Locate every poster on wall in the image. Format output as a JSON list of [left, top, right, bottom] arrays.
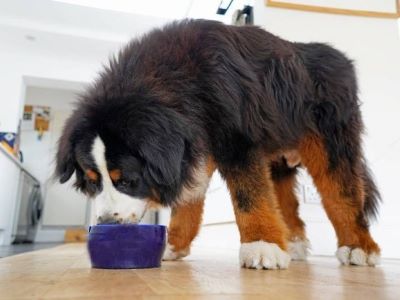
[[22, 105, 34, 130], [22, 105, 51, 140]]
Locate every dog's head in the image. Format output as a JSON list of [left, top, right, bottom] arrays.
[[55, 95, 193, 224]]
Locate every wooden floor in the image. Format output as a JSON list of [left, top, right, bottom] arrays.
[[0, 244, 399, 300]]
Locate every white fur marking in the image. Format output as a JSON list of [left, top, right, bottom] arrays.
[[350, 248, 368, 266], [336, 246, 380, 266], [336, 246, 351, 265], [240, 241, 291, 270], [91, 136, 147, 224], [177, 160, 210, 203], [162, 243, 190, 261], [288, 238, 310, 261], [367, 252, 381, 266]]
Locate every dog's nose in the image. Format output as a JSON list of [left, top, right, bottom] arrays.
[[96, 213, 121, 224]]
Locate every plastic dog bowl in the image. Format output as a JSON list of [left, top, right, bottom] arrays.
[[87, 224, 166, 269]]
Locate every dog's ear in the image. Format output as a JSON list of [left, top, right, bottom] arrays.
[[55, 113, 81, 183], [140, 131, 185, 187], [56, 147, 75, 184], [131, 105, 190, 203]]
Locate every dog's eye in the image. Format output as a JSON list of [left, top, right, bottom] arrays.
[[118, 180, 130, 187], [116, 179, 138, 189], [88, 179, 97, 187]]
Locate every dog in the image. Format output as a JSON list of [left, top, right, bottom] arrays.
[[55, 19, 380, 270]]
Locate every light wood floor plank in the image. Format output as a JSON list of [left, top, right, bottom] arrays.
[[0, 244, 399, 299]]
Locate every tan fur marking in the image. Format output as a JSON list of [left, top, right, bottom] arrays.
[[298, 135, 379, 254], [283, 149, 301, 168], [274, 175, 305, 240], [206, 156, 217, 177], [109, 169, 122, 182], [146, 199, 162, 210], [167, 200, 205, 252], [225, 157, 289, 250], [85, 169, 98, 181]]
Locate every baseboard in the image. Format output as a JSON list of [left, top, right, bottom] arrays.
[[64, 228, 87, 243], [35, 228, 66, 243]]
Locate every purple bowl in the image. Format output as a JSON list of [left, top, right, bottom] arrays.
[[87, 224, 166, 269]]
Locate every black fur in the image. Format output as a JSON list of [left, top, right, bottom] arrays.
[[55, 19, 379, 219], [236, 189, 252, 212], [270, 158, 298, 182], [361, 160, 381, 221]]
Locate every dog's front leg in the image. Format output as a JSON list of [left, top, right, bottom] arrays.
[[222, 156, 291, 270], [162, 199, 205, 261]]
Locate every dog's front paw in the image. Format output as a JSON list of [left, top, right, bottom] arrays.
[[240, 241, 291, 270], [336, 246, 380, 266], [288, 237, 310, 261], [162, 243, 190, 261]]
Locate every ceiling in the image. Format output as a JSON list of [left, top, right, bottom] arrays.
[[0, 0, 234, 62], [0, 0, 230, 42], [0, 0, 250, 92], [51, 0, 196, 20], [0, 0, 172, 43]]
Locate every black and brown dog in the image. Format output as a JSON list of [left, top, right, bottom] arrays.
[[55, 19, 380, 270]]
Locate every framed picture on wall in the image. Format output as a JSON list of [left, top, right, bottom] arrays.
[[266, 0, 400, 18], [22, 105, 51, 140], [33, 106, 50, 132], [22, 105, 34, 130]]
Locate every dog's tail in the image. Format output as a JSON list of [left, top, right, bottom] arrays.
[[361, 160, 381, 222]]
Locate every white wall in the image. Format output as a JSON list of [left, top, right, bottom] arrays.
[[0, 27, 109, 245], [20, 87, 77, 185], [20, 87, 90, 229], [0, 40, 102, 134]]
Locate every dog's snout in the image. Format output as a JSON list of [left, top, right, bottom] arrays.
[[96, 212, 139, 224], [96, 213, 122, 225]]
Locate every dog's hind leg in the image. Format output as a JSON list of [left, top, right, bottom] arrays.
[[270, 158, 310, 261], [299, 134, 380, 266]]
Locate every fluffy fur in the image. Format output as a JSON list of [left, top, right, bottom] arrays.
[[55, 19, 380, 269]]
